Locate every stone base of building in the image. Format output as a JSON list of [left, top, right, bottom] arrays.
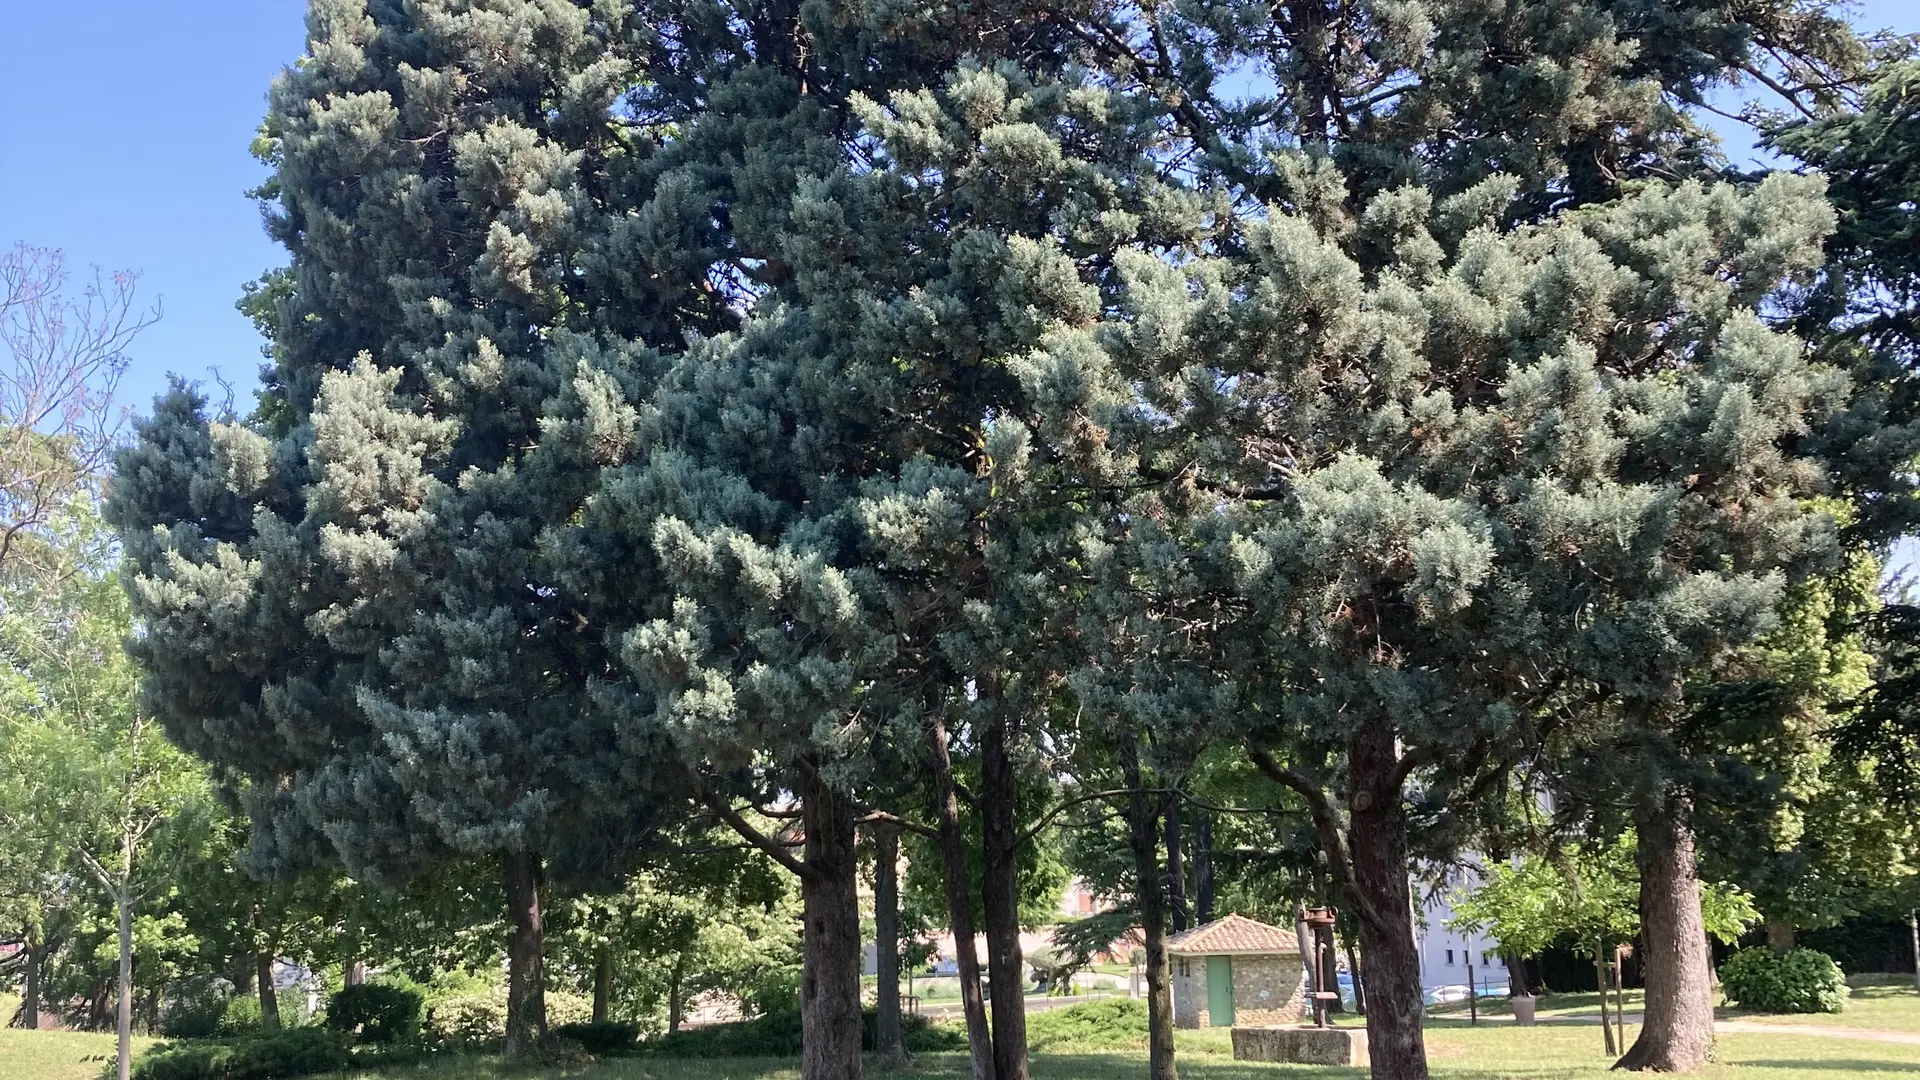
[[1230, 1025, 1369, 1067]]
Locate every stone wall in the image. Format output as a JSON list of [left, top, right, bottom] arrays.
[[1168, 952, 1307, 1029], [1233, 953, 1309, 1026]]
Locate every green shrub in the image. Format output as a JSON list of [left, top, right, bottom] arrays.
[[159, 977, 236, 1039], [1720, 947, 1850, 1014], [546, 990, 595, 1028], [218, 995, 262, 1036], [551, 1020, 641, 1054], [640, 1008, 963, 1058], [325, 983, 423, 1043], [130, 1029, 351, 1080], [426, 990, 508, 1047], [1025, 998, 1148, 1050]]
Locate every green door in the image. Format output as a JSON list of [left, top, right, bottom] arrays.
[[1205, 955, 1235, 1027]]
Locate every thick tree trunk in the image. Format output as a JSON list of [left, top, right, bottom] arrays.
[[800, 772, 863, 1080], [1615, 794, 1714, 1073], [1163, 796, 1189, 933], [593, 946, 612, 1024], [22, 928, 42, 1030], [930, 714, 996, 1080], [502, 850, 547, 1060], [1193, 812, 1214, 926], [116, 884, 132, 1080], [1121, 735, 1178, 1080], [980, 713, 1030, 1080], [1765, 919, 1796, 955], [873, 822, 909, 1067], [256, 950, 281, 1030], [1348, 716, 1428, 1080], [345, 961, 367, 987]]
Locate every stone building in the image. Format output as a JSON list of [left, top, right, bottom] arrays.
[[1166, 914, 1308, 1028]]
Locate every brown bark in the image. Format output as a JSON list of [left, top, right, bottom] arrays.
[[1615, 794, 1714, 1073], [800, 772, 863, 1080], [1348, 715, 1428, 1080], [593, 946, 612, 1024], [345, 961, 367, 987], [980, 713, 1030, 1080], [1765, 919, 1796, 955], [670, 953, 687, 1032], [502, 849, 547, 1060], [1596, 939, 1616, 1056], [873, 822, 909, 1067], [256, 951, 281, 1030], [1345, 938, 1366, 1016], [1163, 796, 1189, 933], [1193, 812, 1215, 926], [930, 714, 996, 1080], [1121, 735, 1178, 1080], [21, 927, 42, 1030]]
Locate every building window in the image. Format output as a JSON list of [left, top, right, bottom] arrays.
[[1445, 949, 1455, 966], [1178, 958, 1190, 978]]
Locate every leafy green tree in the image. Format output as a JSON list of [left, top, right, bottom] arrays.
[[0, 506, 208, 1079]]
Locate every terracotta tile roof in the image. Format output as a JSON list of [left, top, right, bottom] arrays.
[[1164, 913, 1301, 956]]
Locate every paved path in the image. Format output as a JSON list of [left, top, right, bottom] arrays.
[[1528, 1011, 1920, 1047]]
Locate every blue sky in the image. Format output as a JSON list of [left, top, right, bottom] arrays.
[[1, 0, 1913, 414]]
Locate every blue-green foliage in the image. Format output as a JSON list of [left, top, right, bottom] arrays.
[[129, 1030, 350, 1080], [1719, 948, 1851, 1014]]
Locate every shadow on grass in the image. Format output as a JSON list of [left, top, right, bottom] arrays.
[[1025, 1052, 1368, 1080], [1735, 1061, 1920, 1074]]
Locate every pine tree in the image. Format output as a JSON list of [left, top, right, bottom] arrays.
[[106, 1, 705, 1055]]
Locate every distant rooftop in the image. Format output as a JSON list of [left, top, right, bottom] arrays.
[[1165, 913, 1301, 956]]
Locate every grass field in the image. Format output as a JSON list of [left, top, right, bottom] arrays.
[[1722, 973, 1920, 1032], [3, 984, 1915, 1080]]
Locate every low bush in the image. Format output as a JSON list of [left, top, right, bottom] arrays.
[[325, 982, 423, 1043], [130, 1028, 351, 1080], [641, 1008, 962, 1057], [426, 990, 507, 1047], [551, 1020, 641, 1054], [546, 990, 595, 1028], [1025, 998, 1148, 1050], [158, 977, 237, 1039], [1720, 947, 1850, 1014]]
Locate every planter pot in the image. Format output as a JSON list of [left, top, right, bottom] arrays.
[[1511, 994, 1537, 1026]]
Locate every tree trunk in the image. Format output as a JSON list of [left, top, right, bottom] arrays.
[[502, 849, 547, 1060], [980, 713, 1030, 1080], [930, 714, 996, 1080], [116, 884, 133, 1080], [1163, 795, 1189, 933], [1595, 940, 1616, 1056], [800, 771, 863, 1080], [873, 822, 909, 1067], [593, 946, 613, 1024], [1615, 794, 1714, 1073], [1765, 919, 1796, 955], [22, 927, 42, 1030], [1193, 812, 1215, 926], [1121, 735, 1178, 1080], [669, 953, 687, 1032], [345, 961, 367, 987], [1348, 715, 1428, 1080], [1346, 938, 1366, 1016], [256, 950, 281, 1030]]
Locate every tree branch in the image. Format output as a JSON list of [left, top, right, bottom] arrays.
[[1245, 745, 1389, 934], [696, 785, 811, 880]]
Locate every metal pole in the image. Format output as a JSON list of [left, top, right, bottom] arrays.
[[1910, 910, 1918, 993]]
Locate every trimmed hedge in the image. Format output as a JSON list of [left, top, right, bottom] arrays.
[[325, 983, 423, 1044], [130, 1029, 351, 1080], [1026, 998, 1148, 1050], [551, 1020, 642, 1054], [1720, 947, 1850, 1014], [643, 1009, 964, 1057]]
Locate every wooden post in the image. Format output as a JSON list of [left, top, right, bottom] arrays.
[[1467, 959, 1477, 1025], [1910, 911, 1918, 994]]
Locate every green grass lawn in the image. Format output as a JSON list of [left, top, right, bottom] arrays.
[[2, 991, 1914, 1080]]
